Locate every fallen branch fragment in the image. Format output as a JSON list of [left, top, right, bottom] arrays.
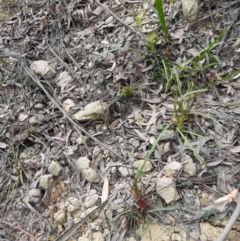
[[216, 203, 240, 241]]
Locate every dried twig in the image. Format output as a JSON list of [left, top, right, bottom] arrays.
[[47, 44, 88, 93], [23, 66, 126, 162]]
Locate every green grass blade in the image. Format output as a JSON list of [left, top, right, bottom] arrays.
[[156, 0, 169, 40], [190, 111, 228, 132], [135, 122, 173, 182], [177, 127, 206, 167]]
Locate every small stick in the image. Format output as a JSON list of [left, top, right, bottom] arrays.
[[23, 66, 126, 162]]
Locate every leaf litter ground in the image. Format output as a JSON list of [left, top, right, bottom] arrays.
[[0, 1, 240, 241]]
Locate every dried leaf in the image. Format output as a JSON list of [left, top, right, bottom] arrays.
[[230, 146, 240, 153], [138, 64, 154, 72], [141, 98, 162, 104], [101, 177, 109, 203], [134, 129, 149, 142], [214, 189, 238, 206], [0, 142, 7, 149], [170, 28, 185, 39], [207, 159, 224, 167]]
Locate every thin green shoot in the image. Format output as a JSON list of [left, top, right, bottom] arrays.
[[162, 59, 174, 92], [134, 122, 173, 183], [190, 111, 228, 132], [181, 130, 205, 138], [177, 127, 206, 167], [12, 144, 25, 186]]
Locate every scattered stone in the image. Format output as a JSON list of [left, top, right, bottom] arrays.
[[29, 116, 37, 124], [54, 209, 66, 225], [19, 152, 27, 159], [78, 238, 89, 241], [29, 188, 42, 204], [183, 155, 196, 176], [133, 159, 153, 172], [162, 142, 171, 154], [66, 146, 77, 156], [76, 156, 100, 183], [93, 6, 104, 15], [70, 132, 79, 144], [181, 0, 200, 23], [233, 38, 240, 50], [63, 98, 75, 113], [80, 206, 98, 219], [63, 34, 71, 46], [30, 60, 56, 79], [29, 114, 44, 124], [73, 101, 108, 122], [125, 16, 134, 24], [81, 169, 100, 183], [92, 146, 101, 158], [48, 161, 62, 177], [84, 194, 99, 208], [164, 161, 182, 177], [149, 136, 156, 145], [200, 191, 210, 207], [156, 176, 180, 204], [119, 166, 134, 177], [159, 130, 177, 141], [127, 237, 137, 241], [92, 232, 104, 241], [18, 113, 28, 121], [76, 135, 89, 144], [137, 223, 185, 241], [56, 71, 73, 88], [128, 138, 140, 148], [117, 136, 124, 143], [105, 53, 115, 62], [200, 223, 221, 240], [134, 113, 146, 124], [39, 174, 53, 190], [34, 103, 44, 109], [187, 48, 200, 58], [67, 197, 82, 212]]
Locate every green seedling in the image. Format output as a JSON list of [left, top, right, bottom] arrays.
[[148, 32, 158, 51], [136, 11, 145, 32], [203, 208, 219, 221], [12, 144, 25, 186], [118, 81, 141, 99]]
